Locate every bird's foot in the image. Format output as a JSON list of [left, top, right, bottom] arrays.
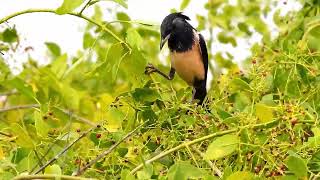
[[144, 63, 157, 75]]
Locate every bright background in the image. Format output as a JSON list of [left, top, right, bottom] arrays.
[[0, 0, 301, 74]]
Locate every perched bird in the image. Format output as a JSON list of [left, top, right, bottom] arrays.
[[145, 12, 208, 105]]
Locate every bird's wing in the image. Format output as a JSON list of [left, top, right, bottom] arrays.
[[198, 33, 209, 81]]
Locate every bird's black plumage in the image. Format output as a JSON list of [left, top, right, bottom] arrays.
[[145, 12, 209, 105]]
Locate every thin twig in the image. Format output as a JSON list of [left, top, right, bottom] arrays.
[[0, 90, 18, 96], [13, 174, 95, 180], [0, 131, 12, 137], [57, 107, 97, 127], [192, 147, 222, 178], [34, 126, 97, 174], [0, 104, 39, 113], [79, 0, 93, 15], [75, 123, 144, 176]]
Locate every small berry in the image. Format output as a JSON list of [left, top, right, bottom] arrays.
[[291, 118, 298, 126], [76, 129, 81, 133], [96, 133, 101, 139], [48, 112, 53, 116], [252, 59, 257, 64], [75, 158, 81, 164], [43, 115, 48, 120]]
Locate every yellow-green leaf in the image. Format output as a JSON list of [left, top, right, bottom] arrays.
[[11, 123, 35, 149], [227, 171, 254, 180], [180, 0, 191, 10], [34, 111, 50, 137], [45, 164, 62, 175], [205, 134, 239, 160], [56, 0, 83, 14], [255, 103, 274, 123]]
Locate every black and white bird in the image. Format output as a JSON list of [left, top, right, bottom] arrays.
[[145, 12, 208, 105]]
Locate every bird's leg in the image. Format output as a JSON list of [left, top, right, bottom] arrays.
[[145, 63, 175, 80]]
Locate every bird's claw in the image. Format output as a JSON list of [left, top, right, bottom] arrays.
[[144, 63, 157, 75]]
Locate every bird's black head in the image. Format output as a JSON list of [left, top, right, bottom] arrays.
[[160, 12, 195, 52]]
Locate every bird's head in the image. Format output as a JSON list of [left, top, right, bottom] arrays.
[[160, 12, 191, 50]]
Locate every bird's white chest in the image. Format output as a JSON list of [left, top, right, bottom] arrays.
[[170, 43, 205, 86]]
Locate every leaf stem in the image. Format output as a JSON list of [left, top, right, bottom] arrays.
[[0, 9, 131, 51]]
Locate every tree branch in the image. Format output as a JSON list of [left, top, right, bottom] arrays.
[[0, 90, 18, 96], [0, 104, 39, 113], [75, 123, 144, 176], [0, 104, 97, 127], [79, 0, 93, 15], [13, 174, 94, 180], [130, 119, 280, 174], [34, 126, 97, 174], [0, 9, 131, 51]]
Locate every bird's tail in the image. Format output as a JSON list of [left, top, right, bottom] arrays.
[[194, 86, 207, 105]]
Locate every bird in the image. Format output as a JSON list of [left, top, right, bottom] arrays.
[[145, 12, 208, 105]]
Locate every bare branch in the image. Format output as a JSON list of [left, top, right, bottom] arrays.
[[75, 123, 144, 176], [0, 90, 18, 96], [0, 105, 97, 127], [0, 104, 39, 113]]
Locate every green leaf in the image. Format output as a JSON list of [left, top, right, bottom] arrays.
[[230, 78, 252, 92], [126, 28, 142, 49], [45, 42, 61, 57], [205, 134, 239, 160], [11, 123, 35, 149], [121, 169, 135, 180], [106, 107, 125, 132], [167, 161, 206, 180], [56, 0, 83, 14], [44, 164, 62, 175], [2, 28, 18, 43], [237, 22, 251, 35], [217, 32, 237, 46], [286, 155, 308, 178], [51, 54, 68, 79], [34, 111, 50, 137], [8, 77, 35, 100], [180, 0, 191, 10], [132, 88, 160, 102], [255, 103, 274, 123], [83, 32, 95, 49], [227, 171, 254, 180]]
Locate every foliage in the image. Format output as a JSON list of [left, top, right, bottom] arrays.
[[1, 0, 320, 179]]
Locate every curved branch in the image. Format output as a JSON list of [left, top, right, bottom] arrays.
[[0, 9, 131, 51]]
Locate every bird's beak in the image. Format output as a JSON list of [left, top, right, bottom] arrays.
[[160, 34, 170, 50]]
